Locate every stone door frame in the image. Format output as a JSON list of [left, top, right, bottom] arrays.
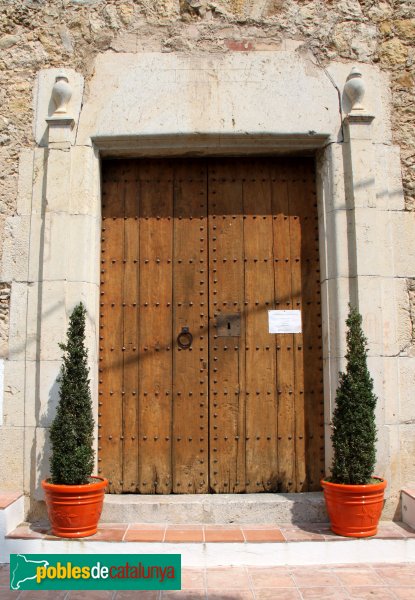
[[1, 55, 403, 519]]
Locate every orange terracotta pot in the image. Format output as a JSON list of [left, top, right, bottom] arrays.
[[321, 477, 387, 538], [42, 476, 108, 538]]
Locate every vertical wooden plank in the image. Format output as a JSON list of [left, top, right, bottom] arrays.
[[297, 159, 325, 491], [121, 162, 140, 492], [271, 160, 296, 493], [99, 161, 125, 493], [243, 159, 278, 493], [208, 159, 245, 494], [137, 160, 173, 494], [172, 159, 209, 494], [287, 164, 307, 492]]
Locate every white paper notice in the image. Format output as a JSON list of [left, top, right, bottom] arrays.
[[268, 310, 302, 334]]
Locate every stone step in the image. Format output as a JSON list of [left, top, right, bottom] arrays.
[[4, 521, 415, 567], [101, 492, 328, 524]]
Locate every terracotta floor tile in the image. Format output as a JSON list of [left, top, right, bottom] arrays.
[[128, 524, 166, 530], [18, 591, 68, 599], [124, 528, 165, 542], [345, 586, 396, 599], [254, 589, 301, 600], [82, 527, 127, 541], [374, 566, 415, 586], [206, 567, 249, 589], [242, 528, 285, 542], [322, 532, 352, 541], [392, 587, 415, 599], [161, 592, 206, 599], [249, 568, 294, 588], [204, 525, 241, 529], [239, 524, 278, 529], [168, 525, 204, 530], [181, 569, 205, 589], [207, 592, 254, 599], [6, 524, 46, 539], [42, 522, 128, 541], [299, 588, 350, 599], [293, 523, 331, 532], [279, 527, 325, 542], [333, 568, 382, 586], [247, 567, 290, 577], [0, 492, 22, 509], [0, 591, 21, 599], [164, 528, 204, 542], [115, 592, 159, 599], [67, 592, 114, 599], [291, 570, 340, 587], [204, 528, 244, 542], [0, 566, 10, 587]]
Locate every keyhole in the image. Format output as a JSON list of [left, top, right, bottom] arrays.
[[227, 322, 231, 330]]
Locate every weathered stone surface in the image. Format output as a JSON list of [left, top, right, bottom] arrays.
[[101, 493, 328, 524], [392, 213, 415, 278], [8, 283, 29, 362], [0, 427, 24, 490], [400, 425, 415, 486], [0, 34, 19, 49], [2, 359, 25, 427], [33, 68, 84, 147], [333, 22, 377, 61], [0, 283, 10, 358], [394, 19, 415, 41], [16, 149, 34, 216], [398, 358, 415, 423], [76, 53, 392, 146], [379, 38, 409, 65], [0, 216, 30, 282]]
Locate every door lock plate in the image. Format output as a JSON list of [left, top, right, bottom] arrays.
[[215, 314, 241, 337]]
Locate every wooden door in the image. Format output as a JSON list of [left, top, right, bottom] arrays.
[[99, 157, 324, 494]]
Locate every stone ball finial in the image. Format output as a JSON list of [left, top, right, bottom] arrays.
[[344, 66, 366, 113], [51, 71, 72, 115]]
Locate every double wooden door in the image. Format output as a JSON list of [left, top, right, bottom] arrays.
[[99, 157, 324, 494]]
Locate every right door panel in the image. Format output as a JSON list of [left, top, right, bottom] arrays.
[[207, 157, 324, 493]]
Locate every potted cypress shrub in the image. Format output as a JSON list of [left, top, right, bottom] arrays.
[[321, 305, 387, 537], [42, 303, 108, 538]]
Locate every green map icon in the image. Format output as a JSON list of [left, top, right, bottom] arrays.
[[10, 554, 50, 590]]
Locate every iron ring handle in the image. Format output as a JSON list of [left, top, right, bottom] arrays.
[[177, 327, 193, 349]]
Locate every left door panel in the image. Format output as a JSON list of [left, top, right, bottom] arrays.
[[100, 160, 175, 493]]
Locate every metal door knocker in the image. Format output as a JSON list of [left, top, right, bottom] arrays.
[[177, 326, 193, 349]]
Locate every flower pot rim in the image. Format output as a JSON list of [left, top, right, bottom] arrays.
[[321, 476, 386, 491], [42, 475, 108, 493]]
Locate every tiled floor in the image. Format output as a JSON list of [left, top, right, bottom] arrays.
[[6, 521, 415, 543], [0, 494, 22, 510], [0, 562, 414, 598]]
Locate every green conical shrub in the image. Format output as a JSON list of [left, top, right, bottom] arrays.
[[49, 303, 94, 485], [330, 305, 377, 485]]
